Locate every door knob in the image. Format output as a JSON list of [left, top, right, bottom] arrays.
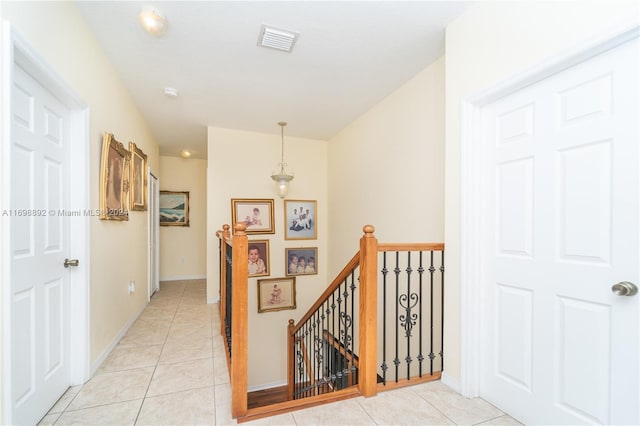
[[611, 281, 637, 296], [64, 258, 79, 268]]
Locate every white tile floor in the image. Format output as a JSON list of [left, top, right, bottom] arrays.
[[40, 279, 522, 425]]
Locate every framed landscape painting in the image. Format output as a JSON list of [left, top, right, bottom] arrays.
[[160, 191, 189, 226]]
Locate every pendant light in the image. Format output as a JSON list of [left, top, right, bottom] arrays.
[[270, 122, 294, 198]]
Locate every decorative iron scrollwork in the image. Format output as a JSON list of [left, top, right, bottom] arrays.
[[398, 292, 419, 337]]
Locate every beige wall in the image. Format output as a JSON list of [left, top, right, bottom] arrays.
[[159, 156, 207, 280], [0, 2, 160, 401], [207, 126, 328, 387], [443, 0, 639, 387], [327, 57, 445, 277]]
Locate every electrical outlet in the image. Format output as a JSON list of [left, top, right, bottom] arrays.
[[128, 281, 135, 294]]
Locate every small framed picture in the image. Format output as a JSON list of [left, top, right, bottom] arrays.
[[160, 191, 189, 226], [248, 240, 270, 277], [285, 247, 318, 276], [257, 277, 296, 313], [284, 200, 317, 240], [231, 198, 275, 234], [99, 133, 130, 221], [129, 142, 148, 211]]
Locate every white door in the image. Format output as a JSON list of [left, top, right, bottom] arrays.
[[481, 38, 638, 424], [10, 62, 73, 425], [148, 172, 160, 298]]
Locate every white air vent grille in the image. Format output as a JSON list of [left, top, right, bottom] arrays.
[[258, 25, 299, 52]]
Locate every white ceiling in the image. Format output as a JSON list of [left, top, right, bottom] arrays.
[[75, 1, 471, 159]]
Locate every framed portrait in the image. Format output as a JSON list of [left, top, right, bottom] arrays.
[[284, 200, 317, 240], [129, 142, 148, 211], [231, 198, 275, 234], [285, 247, 318, 276], [248, 240, 270, 277], [100, 132, 130, 221], [257, 277, 296, 313], [160, 191, 190, 226]]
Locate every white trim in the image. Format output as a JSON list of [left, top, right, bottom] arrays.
[[2, 23, 91, 423], [207, 296, 220, 304], [459, 22, 640, 399], [160, 274, 206, 282], [147, 171, 159, 302], [90, 303, 147, 376], [247, 380, 288, 393]]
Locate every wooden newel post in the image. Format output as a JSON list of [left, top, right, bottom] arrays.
[[358, 224, 378, 397], [231, 223, 248, 418], [219, 224, 231, 337], [287, 319, 295, 401]]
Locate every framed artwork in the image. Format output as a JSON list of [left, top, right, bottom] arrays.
[[257, 277, 296, 313], [285, 247, 318, 276], [129, 142, 148, 211], [100, 132, 130, 221], [284, 200, 317, 240], [231, 198, 275, 234], [160, 191, 190, 226], [248, 240, 270, 277]]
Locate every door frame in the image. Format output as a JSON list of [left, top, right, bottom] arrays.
[[459, 22, 640, 398], [148, 171, 159, 301], [1, 24, 90, 423]]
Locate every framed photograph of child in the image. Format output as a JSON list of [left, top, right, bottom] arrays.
[[284, 200, 317, 240], [257, 277, 296, 313], [285, 247, 318, 276], [231, 198, 275, 234], [248, 240, 270, 277]]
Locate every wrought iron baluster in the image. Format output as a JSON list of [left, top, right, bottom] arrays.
[[440, 251, 445, 371], [381, 252, 388, 385], [350, 270, 357, 385], [336, 282, 343, 388], [429, 251, 435, 374], [398, 251, 417, 380], [418, 251, 425, 377], [394, 251, 400, 382]]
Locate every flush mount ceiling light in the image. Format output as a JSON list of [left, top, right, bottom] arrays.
[[164, 87, 178, 98], [271, 122, 294, 198], [180, 149, 192, 159], [139, 6, 167, 36], [257, 24, 299, 52]]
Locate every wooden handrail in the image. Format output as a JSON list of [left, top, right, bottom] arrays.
[[218, 225, 231, 339], [290, 252, 360, 335], [377, 242, 444, 252]]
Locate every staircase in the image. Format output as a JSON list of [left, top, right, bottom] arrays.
[[216, 224, 444, 422]]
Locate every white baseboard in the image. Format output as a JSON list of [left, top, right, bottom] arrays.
[[247, 380, 288, 392], [160, 274, 206, 282], [90, 303, 147, 376], [207, 296, 220, 304], [440, 371, 461, 393]]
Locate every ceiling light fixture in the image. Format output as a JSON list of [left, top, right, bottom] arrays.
[[139, 6, 167, 36], [164, 87, 178, 98], [271, 122, 294, 198], [180, 149, 192, 158]]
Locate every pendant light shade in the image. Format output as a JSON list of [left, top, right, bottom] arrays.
[[271, 122, 294, 198]]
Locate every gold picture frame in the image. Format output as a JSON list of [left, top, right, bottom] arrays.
[[129, 142, 148, 211], [160, 191, 190, 226], [257, 277, 296, 313], [248, 240, 270, 277], [231, 198, 275, 234], [284, 199, 317, 240], [100, 133, 130, 221], [285, 247, 318, 276]]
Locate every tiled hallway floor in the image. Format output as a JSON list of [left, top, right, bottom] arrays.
[[40, 279, 522, 425]]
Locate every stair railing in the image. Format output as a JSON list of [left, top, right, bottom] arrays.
[[216, 223, 248, 418]]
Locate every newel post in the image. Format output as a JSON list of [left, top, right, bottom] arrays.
[[231, 223, 248, 418], [359, 225, 378, 397], [219, 224, 230, 337], [287, 319, 295, 400]]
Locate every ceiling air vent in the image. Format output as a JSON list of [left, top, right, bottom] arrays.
[[258, 24, 299, 52]]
